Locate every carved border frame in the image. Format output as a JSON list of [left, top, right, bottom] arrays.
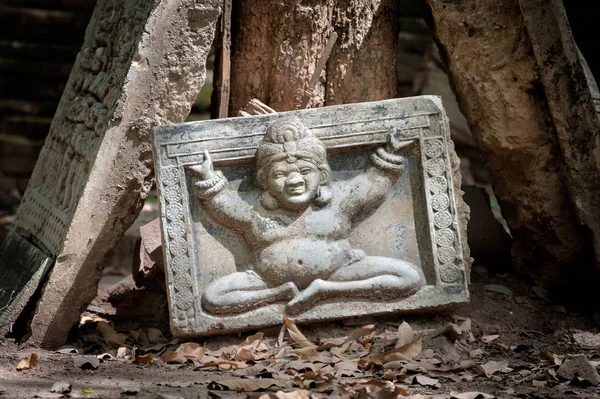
[[153, 96, 469, 337]]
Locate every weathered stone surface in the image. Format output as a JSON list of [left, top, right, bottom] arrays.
[[518, 0, 600, 273], [154, 97, 471, 338], [132, 218, 166, 292], [556, 355, 600, 385], [423, 0, 597, 294], [0, 231, 51, 328], [0, 0, 220, 349]]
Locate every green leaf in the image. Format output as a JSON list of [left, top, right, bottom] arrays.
[[81, 388, 94, 395]]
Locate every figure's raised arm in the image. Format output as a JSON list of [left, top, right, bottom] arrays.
[[340, 134, 408, 220], [188, 150, 253, 230]]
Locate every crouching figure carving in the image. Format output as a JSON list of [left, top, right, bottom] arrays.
[[188, 117, 424, 315]]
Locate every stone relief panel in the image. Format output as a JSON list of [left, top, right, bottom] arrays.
[[153, 97, 469, 337]]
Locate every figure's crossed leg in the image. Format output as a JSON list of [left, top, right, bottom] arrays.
[[285, 256, 424, 314], [202, 271, 299, 314]]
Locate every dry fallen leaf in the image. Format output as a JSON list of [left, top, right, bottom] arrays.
[[209, 378, 294, 392], [134, 353, 154, 365], [481, 334, 499, 343], [50, 382, 71, 394], [475, 360, 512, 377], [16, 353, 38, 371], [346, 324, 377, 344], [573, 332, 600, 348], [56, 346, 79, 354], [285, 318, 315, 348], [256, 389, 313, 399], [370, 336, 422, 364], [162, 342, 205, 364], [117, 347, 131, 359], [196, 358, 249, 370], [450, 392, 496, 399], [414, 374, 441, 388], [396, 321, 415, 348], [337, 379, 410, 397], [74, 356, 100, 370]]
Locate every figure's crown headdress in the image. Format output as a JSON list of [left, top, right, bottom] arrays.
[[264, 117, 315, 162], [256, 116, 330, 187]]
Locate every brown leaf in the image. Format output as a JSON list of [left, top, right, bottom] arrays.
[[317, 338, 346, 351], [74, 356, 100, 370], [346, 324, 377, 343], [161, 342, 205, 364], [255, 390, 313, 399], [573, 332, 600, 348], [396, 321, 415, 348], [370, 337, 422, 364], [117, 347, 131, 359], [208, 378, 293, 392], [289, 347, 319, 360], [16, 354, 38, 371], [240, 332, 264, 348], [285, 318, 315, 348], [236, 332, 267, 361], [50, 381, 71, 394], [481, 334, 499, 343], [232, 364, 276, 376], [333, 361, 360, 377], [475, 361, 512, 377], [339, 379, 410, 397], [459, 318, 472, 333], [450, 392, 496, 399], [196, 359, 248, 370], [414, 374, 440, 388], [134, 353, 154, 365], [285, 360, 320, 372], [383, 370, 397, 380]]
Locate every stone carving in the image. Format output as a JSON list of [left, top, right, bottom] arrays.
[[154, 96, 470, 337], [188, 117, 424, 315], [0, 0, 221, 349]]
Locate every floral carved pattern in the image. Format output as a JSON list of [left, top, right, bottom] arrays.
[[424, 139, 460, 283]]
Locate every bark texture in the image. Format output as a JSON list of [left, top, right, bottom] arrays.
[[5, 0, 220, 349], [230, 0, 398, 114], [423, 0, 598, 293]]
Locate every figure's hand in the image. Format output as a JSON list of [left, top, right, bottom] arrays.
[[386, 132, 412, 154], [188, 150, 215, 180]]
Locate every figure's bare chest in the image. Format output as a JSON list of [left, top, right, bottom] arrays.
[[251, 207, 349, 245]]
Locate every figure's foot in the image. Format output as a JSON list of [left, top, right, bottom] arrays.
[[276, 281, 300, 301], [285, 279, 324, 314]]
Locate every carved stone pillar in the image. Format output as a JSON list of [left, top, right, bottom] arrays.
[[0, 0, 221, 349]]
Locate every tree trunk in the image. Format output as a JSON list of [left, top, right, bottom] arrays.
[[229, 0, 398, 114]]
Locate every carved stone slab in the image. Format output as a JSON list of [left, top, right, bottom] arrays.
[[153, 97, 470, 338]]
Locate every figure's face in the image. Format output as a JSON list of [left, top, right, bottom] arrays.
[[267, 159, 324, 211]]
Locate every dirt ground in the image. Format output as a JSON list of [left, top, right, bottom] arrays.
[[1, 263, 599, 399]]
